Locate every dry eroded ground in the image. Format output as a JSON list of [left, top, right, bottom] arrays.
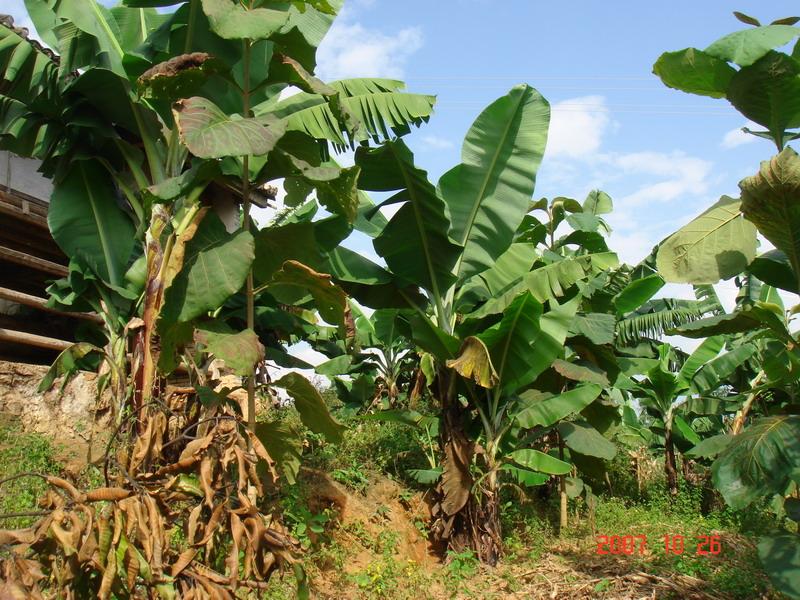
[[290, 471, 779, 600]]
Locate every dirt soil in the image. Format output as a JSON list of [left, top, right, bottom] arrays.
[[301, 466, 437, 564], [296, 471, 766, 599]]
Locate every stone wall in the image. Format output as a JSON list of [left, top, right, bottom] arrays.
[[0, 360, 111, 466]]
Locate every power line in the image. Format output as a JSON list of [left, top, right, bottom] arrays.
[[439, 101, 729, 109], [427, 85, 667, 91], [405, 75, 656, 81], [435, 104, 733, 116]]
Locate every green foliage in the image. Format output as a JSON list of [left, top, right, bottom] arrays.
[[305, 412, 431, 487], [656, 195, 757, 284], [272, 78, 435, 149], [358, 140, 461, 299], [160, 214, 256, 324], [712, 416, 800, 509], [443, 548, 479, 589], [440, 84, 550, 282], [740, 147, 800, 280], [174, 96, 286, 158], [515, 384, 603, 428], [274, 373, 346, 443], [0, 423, 60, 529], [194, 323, 263, 376], [48, 162, 137, 287], [559, 422, 617, 460], [200, 0, 291, 40], [706, 25, 800, 67], [654, 18, 800, 149], [653, 48, 736, 98], [758, 534, 800, 598], [6, 2, 800, 592]]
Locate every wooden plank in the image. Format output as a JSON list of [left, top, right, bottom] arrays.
[[0, 327, 71, 351], [0, 199, 48, 229], [0, 245, 68, 277], [0, 286, 103, 323], [0, 186, 50, 211]]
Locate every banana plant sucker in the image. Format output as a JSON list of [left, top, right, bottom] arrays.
[[637, 336, 739, 495], [663, 402, 682, 496]]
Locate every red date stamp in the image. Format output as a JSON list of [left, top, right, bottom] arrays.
[[595, 534, 722, 556]]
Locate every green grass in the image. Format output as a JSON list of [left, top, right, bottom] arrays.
[[0, 420, 61, 529], [303, 410, 433, 490]]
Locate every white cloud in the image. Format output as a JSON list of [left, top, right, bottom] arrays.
[[547, 96, 612, 158], [539, 100, 716, 267], [611, 151, 713, 207], [608, 230, 655, 266], [721, 122, 759, 149], [316, 20, 423, 80], [420, 135, 454, 151], [541, 97, 715, 218]]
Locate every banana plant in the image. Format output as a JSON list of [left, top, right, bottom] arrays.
[[652, 10, 800, 288], [349, 307, 420, 409], [0, 1, 436, 596], [654, 13, 800, 596], [631, 336, 756, 495], [338, 84, 635, 562]]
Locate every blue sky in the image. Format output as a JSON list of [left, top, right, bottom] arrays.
[[311, 0, 799, 313], [5, 0, 798, 331]]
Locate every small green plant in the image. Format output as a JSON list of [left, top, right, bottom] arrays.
[[281, 484, 334, 550], [594, 578, 612, 593], [351, 560, 400, 597], [288, 507, 333, 550], [398, 489, 415, 505], [333, 465, 371, 493], [445, 548, 479, 585], [373, 504, 391, 522], [413, 518, 429, 539], [375, 529, 399, 556], [293, 510, 333, 550]]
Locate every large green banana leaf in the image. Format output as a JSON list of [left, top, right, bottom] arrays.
[[270, 78, 435, 148], [480, 293, 577, 393], [274, 372, 345, 443], [705, 24, 800, 67], [0, 20, 61, 157], [656, 195, 757, 284], [200, 0, 291, 41], [740, 147, 800, 280], [515, 384, 603, 428], [465, 253, 616, 320], [53, 0, 127, 76], [0, 20, 59, 106], [110, 6, 170, 52], [161, 213, 255, 324], [357, 140, 461, 300], [479, 292, 543, 393], [652, 47, 735, 99], [47, 161, 136, 286], [439, 84, 550, 282], [712, 415, 800, 509]]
